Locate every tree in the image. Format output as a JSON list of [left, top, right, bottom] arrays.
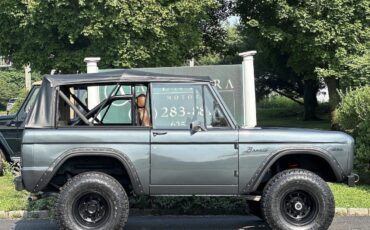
[[236, 0, 370, 121], [198, 25, 307, 104], [0, 0, 225, 74], [0, 69, 41, 110]]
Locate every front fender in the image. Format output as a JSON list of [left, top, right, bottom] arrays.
[[242, 147, 345, 193]]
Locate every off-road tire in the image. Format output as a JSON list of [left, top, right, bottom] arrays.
[[247, 200, 263, 219], [0, 149, 5, 176], [261, 169, 335, 230], [55, 171, 129, 230]]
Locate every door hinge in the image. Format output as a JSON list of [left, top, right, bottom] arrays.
[[234, 143, 239, 150]]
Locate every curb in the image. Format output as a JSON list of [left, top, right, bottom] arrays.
[[0, 210, 49, 219], [335, 208, 370, 216], [0, 208, 369, 219]]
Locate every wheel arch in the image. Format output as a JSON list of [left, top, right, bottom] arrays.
[[33, 147, 144, 194], [244, 148, 345, 193]]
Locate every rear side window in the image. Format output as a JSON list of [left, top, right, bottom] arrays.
[[57, 83, 151, 127]]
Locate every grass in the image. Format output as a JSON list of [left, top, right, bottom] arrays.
[[0, 165, 54, 212], [329, 183, 370, 208], [257, 110, 331, 130], [257, 96, 331, 130], [0, 174, 29, 211]]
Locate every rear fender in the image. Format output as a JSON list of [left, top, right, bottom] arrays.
[[28, 147, 144, 194]]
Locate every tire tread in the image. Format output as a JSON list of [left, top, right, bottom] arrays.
[[55, 171, 129, 230], [261, 169, 335, 230]]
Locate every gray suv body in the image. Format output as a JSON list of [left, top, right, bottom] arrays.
[[16, 70, 356, 230]]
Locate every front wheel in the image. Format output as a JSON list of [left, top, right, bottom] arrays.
[[261, 169, 335, 230], [55, 171, 129, 230]]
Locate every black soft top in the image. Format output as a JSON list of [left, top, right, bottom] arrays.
[[26, 69, 211, 128], [44, 69, 211, 87]]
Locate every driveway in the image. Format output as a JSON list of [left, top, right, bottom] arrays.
[[0, 215, 369, 230]]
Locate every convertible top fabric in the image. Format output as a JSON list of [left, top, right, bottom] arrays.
[[43, 69, 211, 87], [26, 69, 211, 128]]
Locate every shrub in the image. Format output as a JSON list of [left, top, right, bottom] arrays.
[[0, 69, 41, 112], [258, 95, 302, 109], [336, 86, 370, 184], [1, 160, 13, 176], [0, 70, 24, 111], [9, 89, 28, 115]]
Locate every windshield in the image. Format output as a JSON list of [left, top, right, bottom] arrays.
[[25, 87, 40, 113]]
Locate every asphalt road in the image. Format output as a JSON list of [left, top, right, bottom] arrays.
[[0, 215, 369, 230]]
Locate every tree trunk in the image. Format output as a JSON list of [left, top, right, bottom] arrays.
[[303, 79, 319, 120], [324, 77, 340, 130]]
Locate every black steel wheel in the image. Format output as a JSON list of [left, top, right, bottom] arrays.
[[281, 190, 318, 226], [73, 192, 110, 228], [261, 169, 335, 230], [55, 171, 129, 230]]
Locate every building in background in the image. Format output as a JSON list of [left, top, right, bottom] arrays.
[[0, 56, 12, 68]]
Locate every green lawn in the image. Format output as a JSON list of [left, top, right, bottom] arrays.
[[257, 107, 331, 130], [0, 174, 29, 211], [258, 116, 331, 130], [329, 183, 370, 208], [0, 174, 54, 212]]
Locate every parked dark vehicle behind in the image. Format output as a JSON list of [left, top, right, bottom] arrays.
[[0, 83, 40, 175], [6, 98, 17, 114]]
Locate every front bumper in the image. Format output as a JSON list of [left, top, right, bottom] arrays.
[[346, 173, 359, 187], [14, 176, 24, 191]]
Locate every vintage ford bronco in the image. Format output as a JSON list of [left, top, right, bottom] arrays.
[[16, 70, 356, 230]]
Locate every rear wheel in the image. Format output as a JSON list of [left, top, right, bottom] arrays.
[[55, 171, 129, 230], [261, 169, 334, 230]]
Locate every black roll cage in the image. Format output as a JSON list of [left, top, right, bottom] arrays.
[[57, 83, 149, 127]]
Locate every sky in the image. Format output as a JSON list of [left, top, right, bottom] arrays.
[[227, 15, 240, 25]]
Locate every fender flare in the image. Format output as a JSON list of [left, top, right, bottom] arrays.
[[242, 147, 345, 193], [32, 147, 144, 194], [0, 133, 14, 161]]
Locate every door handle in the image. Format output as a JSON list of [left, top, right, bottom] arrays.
[[153, 131, 167, 136]]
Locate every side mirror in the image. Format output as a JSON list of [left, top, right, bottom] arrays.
[[190, 120, 206, 134]]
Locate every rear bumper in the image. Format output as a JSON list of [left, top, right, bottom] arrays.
[[346, 173, 359, 187], [14, 176, 24, 191]]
